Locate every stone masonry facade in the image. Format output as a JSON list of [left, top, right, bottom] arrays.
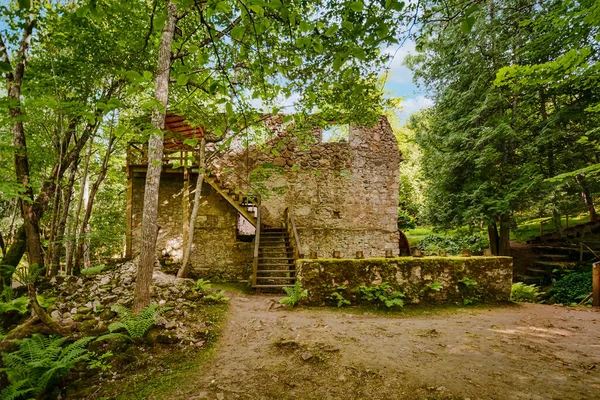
[[128, 115, 401, 279]]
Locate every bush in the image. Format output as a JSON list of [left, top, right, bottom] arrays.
[[418, 233, 489, 255], [108, 304, 171, 340], [280, 282, 308, 307], [357, 282, 405, 308], [510, 282, 541, 303], [549, 271, 592, 305], [0, 334, 99, 400]]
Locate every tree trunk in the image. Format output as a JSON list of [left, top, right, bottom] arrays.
[[498, 215, 511, 256], [575, 174, 597, 221], [2, 18, 43, 271], [552, 206, 563, 239], [133, 1, 178, 313], [50, 161, 79, 276], [66, 138, 93, 275], [74, 135, 115, 273], [178, 138, 206, 278], [44, 177, 62, 273], [487, 222, 499, 256]]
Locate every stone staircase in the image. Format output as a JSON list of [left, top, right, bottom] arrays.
[[515, 244, 598, 286], [254, 227, 296, 289]]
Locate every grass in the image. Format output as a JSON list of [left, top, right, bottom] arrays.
[[511, 213, 590, 243]]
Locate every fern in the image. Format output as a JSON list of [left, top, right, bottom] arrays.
[[280, 282, 308, 307], [81, 265, 105, 275], [203, 290, 229, 304], [108, 304, 171, 340], [0, 334, 95, 398], [193, 278, 212, 293], [358, 282, 405, 308], [0, 295, 29, 315]]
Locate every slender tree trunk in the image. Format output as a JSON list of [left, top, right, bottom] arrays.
[[178, 138, 206, 278], [498, 214, 511, 256], [45, 179, 62, 273], [50, 161, 78, 276], [1, 18, 43, 271], [487, 222, 499, 256], [134, 1, 178, 313], [575, 174, 597, 221], [66, 138, 93, 275], [74, 135, 115, 273]]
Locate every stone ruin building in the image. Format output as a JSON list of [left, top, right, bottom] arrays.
[[125, 114, 401, 288]]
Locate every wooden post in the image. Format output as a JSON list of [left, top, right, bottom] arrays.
[[125, 165, 133, 258], [182, 167, 190, 253], [462, 249, 471, 257], [540, 220, 544, 237], [438, 249, 447, 257], [385, 249, 393, 258], [483, 248, 492, 257], [356, 251, 364, 259], [593, 262, 600, 307], [310, 250, 318, 259], [333, 250, 341, 259], [565, 214, 569, 229]]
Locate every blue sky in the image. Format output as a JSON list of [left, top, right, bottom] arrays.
[[382, 40, 433, 123]]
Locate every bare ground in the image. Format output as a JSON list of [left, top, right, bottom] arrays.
[[157, 292, 600, 400]]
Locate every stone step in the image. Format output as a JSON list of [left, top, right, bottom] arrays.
[[256, 269, 296, 273], [256, 276, 295, 280], [525, 268, 551, 278], [253, 284, 295, 288], [534, 261, 578, 272], [514, 275, 547, 286], [258, 262, 295, 267], [259, 245, 290, 249], [538, 254, 570, 261]]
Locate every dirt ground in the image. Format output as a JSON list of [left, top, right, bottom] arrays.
[[155, 293, 600, 400]]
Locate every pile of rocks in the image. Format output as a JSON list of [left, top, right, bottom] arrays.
[[44, 261, 211, 346]]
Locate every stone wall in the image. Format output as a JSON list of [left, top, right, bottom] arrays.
[[215, 116, 401, 258], [130, 172, 253, 280], [296, 256, 513, 305]]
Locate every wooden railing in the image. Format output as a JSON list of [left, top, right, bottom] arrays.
[[284, 207, 303, 260], [252, 203, 261, 287]]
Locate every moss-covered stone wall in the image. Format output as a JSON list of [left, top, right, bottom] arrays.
[[296, 256, 513, 305]]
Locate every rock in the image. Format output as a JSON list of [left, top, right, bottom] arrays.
[[51, 310, 62, 320], [73, 313, 94, 322], [216, 393, 225, 400], [71, 308, 77, 315], [99, 276, 111, 286], [300, 351, 314, 361], [273, 157, 286, 167], [98, 309, 117, 321], [156, 333, 179, 344], [77, 306, 92, 314]]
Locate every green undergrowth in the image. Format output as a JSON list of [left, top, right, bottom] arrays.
[[511, 214, 590, 243], [66, 302, 228, 399]]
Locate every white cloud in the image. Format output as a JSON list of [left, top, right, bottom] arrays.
[[396, 95, 433, 122], [382, 40, 417, 84]]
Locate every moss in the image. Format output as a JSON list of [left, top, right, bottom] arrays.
[[297, 256, 512, 305]]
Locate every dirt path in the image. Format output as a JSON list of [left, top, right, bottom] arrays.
[[164, 293, 600, 400]]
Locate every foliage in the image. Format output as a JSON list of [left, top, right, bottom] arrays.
[[0, 334, 97, 399], [549, 271, 592, 305], [327, 286, 351, 308], [0, 287, 29, 315], [397, 208, 416, 230], [357, 282, 405, 308], [80, 265, 105, 275], [203, 290, 229, 304], [193, 278, 212, 293], [417, 233, 489, 255], [510, 282, 541, 303], [458, 277, 478, 288], [425, 281, 443, 292], [108, 304, 171, 340], [280, 282, 308, 308]]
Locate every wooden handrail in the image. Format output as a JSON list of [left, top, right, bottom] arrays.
[[252, 203, 261, 287], [284, 207, 303, 260]]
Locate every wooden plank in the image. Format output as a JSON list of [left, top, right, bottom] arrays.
[[204, 175, 257, 226], [125, 165, 133, 258], [593, 262, 600, 307], [253, 205, 261, 288]]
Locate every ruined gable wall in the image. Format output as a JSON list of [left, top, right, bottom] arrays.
[[131, 173, 253, 280], [216, 116, 401, 258]]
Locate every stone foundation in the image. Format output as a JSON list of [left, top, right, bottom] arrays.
[[296, 256, 513, 305]]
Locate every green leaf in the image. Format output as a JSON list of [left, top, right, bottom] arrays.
[[312, 40, 323, 53], [0, 61, 11, 73], [17, 0, 30, 10], [294, 56, 302, 66], [333, 55, 343, 71], [226, 102, 234, 114], [75, 6, 89, 18], [177, 74, 189, 86], [126, 70, 142, 83], [349, 2, 364, 12], [183, 138, 199, 147], [461, 16, 476, 34], [325, 25, 339, 37], [230, 25, 245, 40], [342, 21, 354, 31], [300, 20, 312, 33]]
